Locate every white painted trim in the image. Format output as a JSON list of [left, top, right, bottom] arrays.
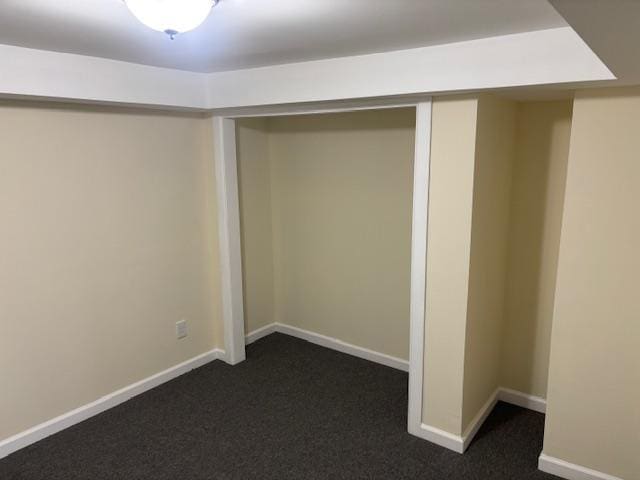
[[415, 424, 465, 453], [498, 387, 546, 413], [273, 323, 409, 372], [231, 101, 433, 454], [412, 387, 546, 454], [407, 101, 432, 437], [245, 323, 278, 345], [218, 97, 424, 119], [244, 329, 547, 454], [538, 454, 624, 480], [205, 28, 613, 110], [213, 117, 246, 365], [0, 44, 207, 110], [0, 348, 224, 459], [461, 388, 500, 452], [244, 328, 548, 434], [0, 28, 613, 110]]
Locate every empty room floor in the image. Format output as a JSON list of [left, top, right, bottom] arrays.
[[0, 334, 559, 479]]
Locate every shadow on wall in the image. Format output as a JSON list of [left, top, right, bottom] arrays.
[[500, 101, 573, 398], [266, 110, 417, 133], [235, 118, 275, 334], [235, 109, 416, 360]]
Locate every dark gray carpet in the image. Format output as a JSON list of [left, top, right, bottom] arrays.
[[0, 333, 559, 479]]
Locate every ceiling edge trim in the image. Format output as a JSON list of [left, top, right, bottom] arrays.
[[0, 27, 615, 111]]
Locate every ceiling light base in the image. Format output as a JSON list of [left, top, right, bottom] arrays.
[[164, 29, 178, 40]]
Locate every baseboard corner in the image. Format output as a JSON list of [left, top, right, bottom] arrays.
[[498, 387, 546, 413], [414, 423, 465, 454], [538, 453, 624, 480], [246, 323, 409, 372], [245, 323, 278, 345], [461, 388, 500, 451]]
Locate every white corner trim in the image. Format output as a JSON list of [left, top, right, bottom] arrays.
[[415, 424, 464, 453], [538, 454, 624, 480], [245, 323, 278, 345], [498, 387, 547, 413], [246, 323, 409, 372], [407, 101, 432, 439], [461, 388, 500, 451], [0, 348, 224, 460], [213, 116, 246, 366]]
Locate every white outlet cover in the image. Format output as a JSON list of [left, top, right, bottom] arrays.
[[176, 320, 188, 339]]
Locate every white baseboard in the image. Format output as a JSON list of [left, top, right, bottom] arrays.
[[413, 423, 465, 453], [245, 326, 547, 454], [3, 328, 547, 461], [245, 323, 278, 345], [539, 454, 624, 480], [413, 387, 545, 454], [498, 387, 546, 413], [461, 388, 500, 451], [246, 323, 409, 372], [0, 348, 224, 460]]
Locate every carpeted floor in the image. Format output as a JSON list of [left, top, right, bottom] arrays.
[[0, 333, 559, 479]]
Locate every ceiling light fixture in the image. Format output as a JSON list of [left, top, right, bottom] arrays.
[[125, 0, 219, 40]]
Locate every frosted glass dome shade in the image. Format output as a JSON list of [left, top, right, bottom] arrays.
[[126, 0, 217, 38]]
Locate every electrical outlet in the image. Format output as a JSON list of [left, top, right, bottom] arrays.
[[176, 319, 188, 339]]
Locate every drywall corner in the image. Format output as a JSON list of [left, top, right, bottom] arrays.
[[460, 95, 516, 432], [422, 96, 479, 436], [236, 118, 276, 334]]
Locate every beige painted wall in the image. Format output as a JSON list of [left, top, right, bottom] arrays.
[[236, 109, 415, 360], [0, 102, 222, 440], [422, 97, 479, 434], [543, 88, 640, 479], [236, 118, 275, 334], [500, 101, 572, 398], [461, 96, 516, 430], [268, 110, 415, 360], [423, 96, 573, 436]]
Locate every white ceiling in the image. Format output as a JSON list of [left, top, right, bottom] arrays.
[[550, 0, 640, 86], [0, 0, 568, 73]]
